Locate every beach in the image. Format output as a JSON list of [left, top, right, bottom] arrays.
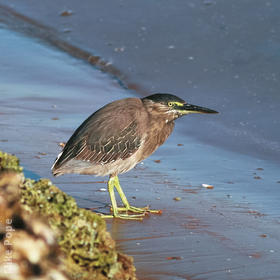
[[1, 1, 280, 279]]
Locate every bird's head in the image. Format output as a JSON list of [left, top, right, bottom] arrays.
[[142, 93, 218, 121]]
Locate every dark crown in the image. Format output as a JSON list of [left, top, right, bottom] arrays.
[[142, 93, 185, 104]]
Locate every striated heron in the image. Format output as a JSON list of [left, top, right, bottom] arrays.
[[52, 93, 218, 219]]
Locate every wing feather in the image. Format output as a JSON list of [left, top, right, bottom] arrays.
[[53, 112, 142, 170], [74, 121, 141, 164]]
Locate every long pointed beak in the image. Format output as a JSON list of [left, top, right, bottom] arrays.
[[179, 103, 219, 114]]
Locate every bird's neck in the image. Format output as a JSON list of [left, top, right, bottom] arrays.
[[140, 116, 174, 160]]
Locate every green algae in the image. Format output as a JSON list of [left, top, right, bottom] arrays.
[[21, 179, 120, 279], [0, 150, 136, 280], [0, 150, 22, 173], [0, 171, 71, 280]]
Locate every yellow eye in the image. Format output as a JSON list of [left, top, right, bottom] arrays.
[[168, 102, 173, 107]]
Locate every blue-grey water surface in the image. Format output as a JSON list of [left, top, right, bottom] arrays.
[[1, 2, 280, 278]]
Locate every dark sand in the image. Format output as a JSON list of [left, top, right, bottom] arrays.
[[1, 2, 280, 279]]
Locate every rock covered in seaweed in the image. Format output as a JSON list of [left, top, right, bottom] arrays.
[[0, 152, 22, 173], [0, 171, 71, 280], [21, 178, 136, 279], [0, 150, 137, 280]]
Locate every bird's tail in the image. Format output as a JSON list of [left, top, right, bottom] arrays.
[[52, 169, 62, 177]]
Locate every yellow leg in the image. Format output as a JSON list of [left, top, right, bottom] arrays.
[[100, 176, 161, 220], [100, 176, 146, 220], [114, 176, 161, 214]]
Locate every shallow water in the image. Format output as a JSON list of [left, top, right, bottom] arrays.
[[1, 0, 280, 163], [1, 13, 280, 280]]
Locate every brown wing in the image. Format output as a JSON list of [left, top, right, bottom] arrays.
[[76, 121, 141, 164], [53, 99, 143, 170]]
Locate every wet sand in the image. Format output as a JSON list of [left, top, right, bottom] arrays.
[[1, 3, 280, 280]]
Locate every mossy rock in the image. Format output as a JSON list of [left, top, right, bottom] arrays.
[[0, 150, 137, 280], [0, 150, 23, 173]]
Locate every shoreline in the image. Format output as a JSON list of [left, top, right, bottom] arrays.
[[1, 5, 280, 279], [1, 1, 280, 163]]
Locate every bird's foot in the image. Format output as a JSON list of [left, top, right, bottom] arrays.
[[116, 205, 162, 214], [100, 212, 145, 220], [99, 206, 162, 220]]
